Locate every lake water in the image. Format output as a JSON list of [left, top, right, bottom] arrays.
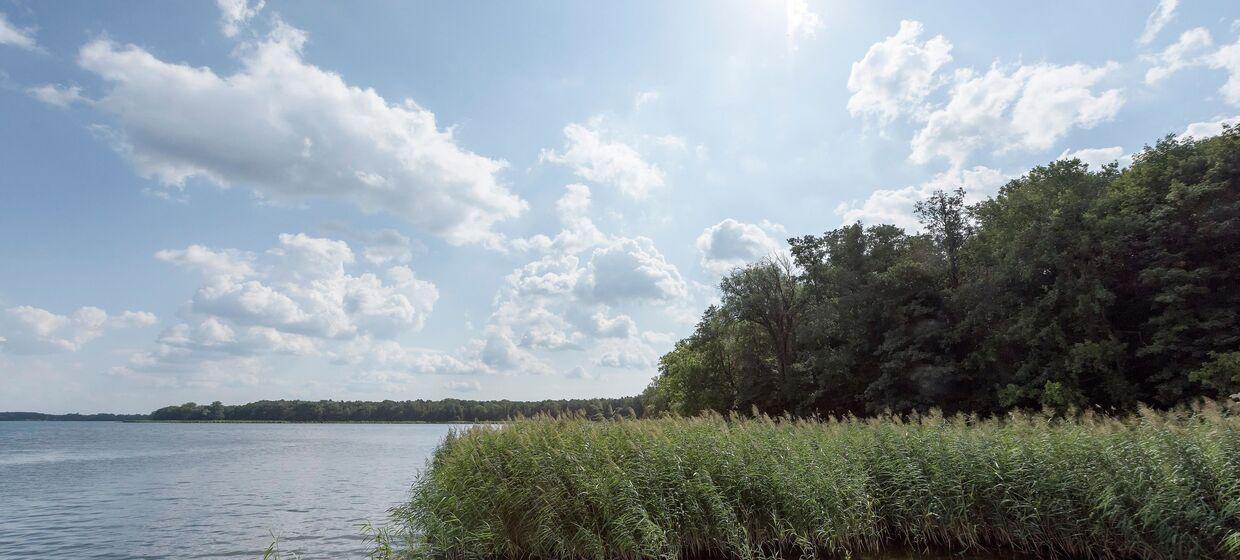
[[0, 421, 456, 559]]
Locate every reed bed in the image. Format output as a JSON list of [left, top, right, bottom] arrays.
[[387, 403, 1240, 560]]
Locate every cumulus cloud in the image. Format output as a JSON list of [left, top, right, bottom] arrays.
[[1138, 28, 1240, 107], [27, 84, 89, 109], [847, 20, 953, 124], [1139, 0, 1179, 46], [578, 237, 688, 304], [78, 21, 525, 245], [835, 165, 1011, 231], [124, 233, 439, 375], [1057, 146, 1132, 169], [0, 305, 156, 354], [0, 12, 39, 51], [541, 121, 665, 199], [509, 183, 606, 254], [155, 245, 256, 280], [1144, 28, 1214, 84], [911, 62, 1123, 166], [216, 0, 264, 37], [1179, 115, 1240, 138], [330, 336, 474, 376], [696, 219, 784, 274], [847, 21, 1124, 166], [473, 184, 686, 375], [592, 339, 658, 370]]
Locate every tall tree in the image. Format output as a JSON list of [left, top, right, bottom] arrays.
[[915, 187, 971, 288], [719, 257, 803, 413]]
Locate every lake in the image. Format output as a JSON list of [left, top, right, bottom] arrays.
[[0, 421, 455, 559]]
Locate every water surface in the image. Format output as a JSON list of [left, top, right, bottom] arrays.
[[0, 421, 454, 559]]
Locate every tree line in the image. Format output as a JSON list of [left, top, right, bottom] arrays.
[[643, 129, 1240, 417], [0, 412, 148, 421], [148, 397, 644, 422]]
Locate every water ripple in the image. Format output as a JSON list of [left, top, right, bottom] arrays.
[[0, 422, 452, 560]]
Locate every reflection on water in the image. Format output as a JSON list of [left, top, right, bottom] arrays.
[[0, 422, 455, 559]]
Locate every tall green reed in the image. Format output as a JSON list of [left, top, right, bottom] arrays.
[[388, 402, 1239, 560]]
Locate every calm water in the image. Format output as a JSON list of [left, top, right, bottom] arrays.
[[0, 421, 455, 559]]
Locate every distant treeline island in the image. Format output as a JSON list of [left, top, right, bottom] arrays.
[[0, 397, 644, 423], [146, 397, 644, 422]]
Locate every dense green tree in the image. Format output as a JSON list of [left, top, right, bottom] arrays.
[[649, 128, 1240, 417]]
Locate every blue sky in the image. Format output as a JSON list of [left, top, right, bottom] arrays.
[[1, 0, 1237, 413]]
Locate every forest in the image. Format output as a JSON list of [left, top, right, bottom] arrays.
[[643, 129, 1240, 417]]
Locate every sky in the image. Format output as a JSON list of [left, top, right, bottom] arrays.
[[1, 0, 1238, 413]]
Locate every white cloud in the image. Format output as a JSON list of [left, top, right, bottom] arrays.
[[565, 366, 595, 380], [476, 328, 553, 375], [696, 218, 784, 274], [361, 229, 415, 266], [835, 165, 1011, 231], [1145, 27, 1214, 84], [1057, 146, 1132, 169], [0, 305, 156, 354], [216, 0, 264, 37], [568, 307, 637, 339], [785, 0, 823, 50], [474, 184, 687, 375], [330, 336, 475, 376], [113, 310, 160, 328], [509, 183, 606, 254], [1139, 0, 1179, 46], [1138, 28, 1240, 107], [27, 84, 89, 109], [540, 121, 665, 199], [1179, 115, 1240, 138], [78, 21, 525, 245], [593, 339, 658, 370], [127, 233, 438, 375], [0, 12, 39, 51], [847, 20, 953, 124], [578, 237, 687, 304], [911, 62, 1123, 166], [155, 245, 256, 280], [847, 21, 1123, 166], [1208, 36, 1240, 106]]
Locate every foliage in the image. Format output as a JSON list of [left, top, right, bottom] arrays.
[[645, 128, 1240, 417], [392, 403, 1240, 560]]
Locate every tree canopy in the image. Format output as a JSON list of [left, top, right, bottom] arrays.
[[644, 128, 1240, 417]]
